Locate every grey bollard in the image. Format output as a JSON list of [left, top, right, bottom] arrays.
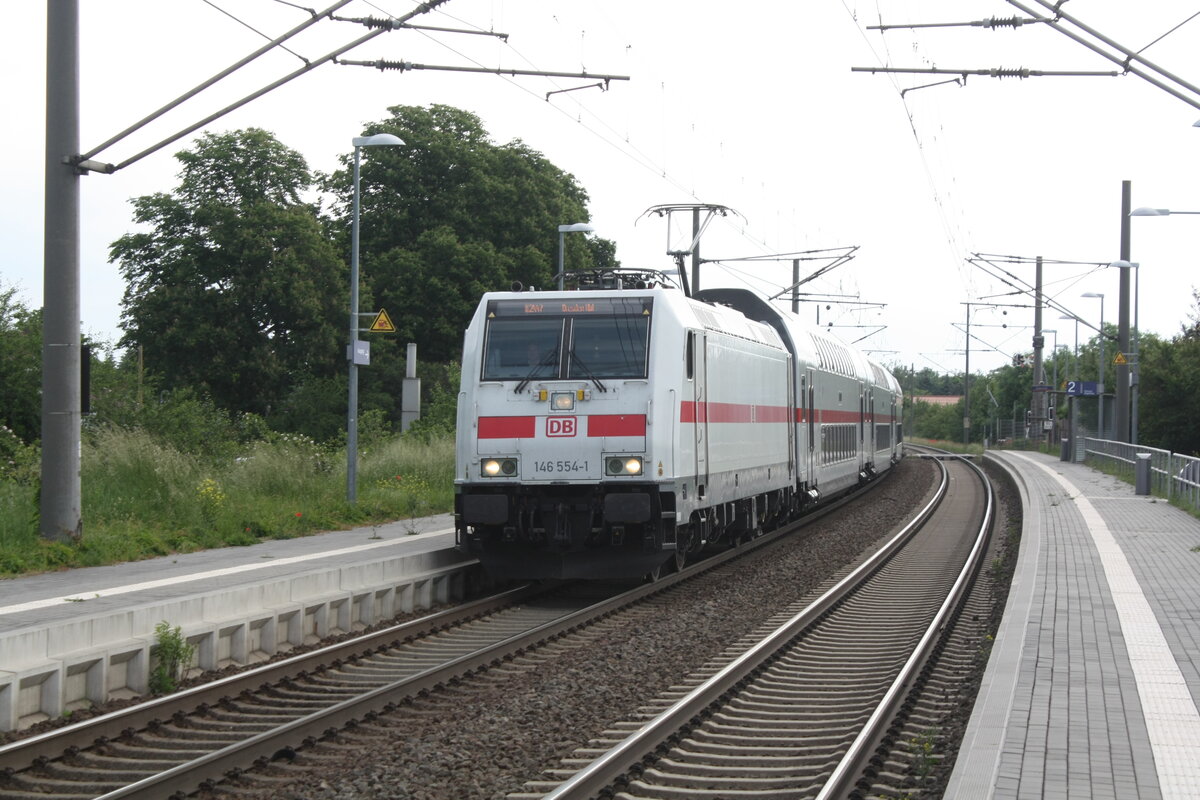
[[1135, 453, 1152, 496]]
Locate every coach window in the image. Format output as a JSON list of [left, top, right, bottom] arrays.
[[686, 332, 695, 380]]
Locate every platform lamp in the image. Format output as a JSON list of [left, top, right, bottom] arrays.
[[557, 223, 595, 290], [1109, 260, 1140, 444], [347, 133, 404, 504], [1081, 293, 1106, 438]]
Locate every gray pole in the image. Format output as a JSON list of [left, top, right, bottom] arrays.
[[345, 134, 402, 502], [347, 144, 362, 503], [41, 0, 82, 542], [1115, 181, 1131, 442], [1098, 298, 1105, 438], [1132, 265, 1139, 444], [791, 259, 800, 314], [1031, 256, 1045, 441], [963, 304, 971, 446], [556, 229, 565, 291], [691, 207, 701, 294], [1071, 318, 1078, 457]]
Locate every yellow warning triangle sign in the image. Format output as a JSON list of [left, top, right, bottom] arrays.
[[369, 309, 396, 333], [1113, 352, 1127, 365]]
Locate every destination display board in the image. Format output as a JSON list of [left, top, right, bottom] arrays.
[[487, 297, 652, 318]]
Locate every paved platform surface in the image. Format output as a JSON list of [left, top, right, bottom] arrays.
[[0, 513, 457, 633], [947, 450, 1200, 800]]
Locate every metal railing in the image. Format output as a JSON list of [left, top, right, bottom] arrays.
[[1084, 438, 1200, 509]]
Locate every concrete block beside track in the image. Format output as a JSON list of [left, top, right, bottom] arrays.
[[0, 535, 483, 732]]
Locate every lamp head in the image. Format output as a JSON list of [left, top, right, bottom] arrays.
[[353, 133, 405, 147], [1108, 260, 1139, 269], [558, 223, 595, 234], [1130, 207, 1169, 216], [1081, 292, 1104, 299]]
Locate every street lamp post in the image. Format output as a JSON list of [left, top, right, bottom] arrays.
[[1082, 292, 1105, 438], [1042, 328, 1058, 442], [347, 133, 404, 504], [556, 223, 595, 290], [1110, 260, 1140, 444]]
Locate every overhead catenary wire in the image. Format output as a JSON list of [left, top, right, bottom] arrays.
[[1005, 0, 1200, 111], [77, 0, 356, 165], [202, 0, 312, 63]]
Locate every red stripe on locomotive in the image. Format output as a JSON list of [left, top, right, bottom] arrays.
[[478, 416, 536, 439], [587, 414, 647, 437]]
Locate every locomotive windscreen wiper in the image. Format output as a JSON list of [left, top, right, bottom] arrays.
[[515, 345, 560, 393], [568, 351, 608, 393]]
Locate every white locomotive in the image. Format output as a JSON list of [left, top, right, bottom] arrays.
[[454, 271, 903, 580]]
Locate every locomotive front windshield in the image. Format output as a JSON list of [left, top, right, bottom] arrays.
[[481, 297, 651, 382]]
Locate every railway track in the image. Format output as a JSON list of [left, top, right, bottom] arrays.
[[0, 468, 905, 800], [511, 452, 993, 799]]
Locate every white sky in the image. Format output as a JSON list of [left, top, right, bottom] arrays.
[[2, 0, 1199, 376]]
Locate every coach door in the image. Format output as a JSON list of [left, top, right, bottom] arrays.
[[868, 391, 877, 457], [805, 368, 817, 486], [688, 331, 709, 497], [858, 384, 867, 472]]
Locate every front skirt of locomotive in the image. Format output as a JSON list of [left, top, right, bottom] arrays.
[[455, 483, 676, 580]]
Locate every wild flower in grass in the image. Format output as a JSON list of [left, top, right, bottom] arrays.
[[374, 474, 406, 490], [196, 478, 226, 525]]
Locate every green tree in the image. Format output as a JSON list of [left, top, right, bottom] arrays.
[[326, 104, 608, 364], [110, 129, 345, 417], [1139, 317, 1200, 455], [0, 284, 41, 444], [910, 398, 961, 441]]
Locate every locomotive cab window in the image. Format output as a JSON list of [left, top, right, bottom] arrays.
[[568, 315, 649, 379], [481, 318, 564, 380], [481, 297, 651, 382]]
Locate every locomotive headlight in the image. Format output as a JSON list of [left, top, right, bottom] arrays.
[[605, 456, 643, 476], [551, 391, 575, 411], [481, 458, 518, 477]]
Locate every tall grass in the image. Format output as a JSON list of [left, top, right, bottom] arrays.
[[0, 428, 456, 578]]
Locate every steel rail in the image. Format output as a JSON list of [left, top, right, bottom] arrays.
[[818, 453, 994, 798], [541, 458, 951, 799], [0, 583, 537, 773], [1, 472, 898, 798]]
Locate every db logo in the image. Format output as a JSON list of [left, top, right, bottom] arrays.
[[546, 417, 577, 437]]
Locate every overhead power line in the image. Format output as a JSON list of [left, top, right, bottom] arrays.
[[854, 1, 1200, 111]]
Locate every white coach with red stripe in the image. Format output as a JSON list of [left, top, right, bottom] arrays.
[[453, 278, 900, 581]]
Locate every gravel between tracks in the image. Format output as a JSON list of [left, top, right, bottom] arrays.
[[207, 456, 953, 800]]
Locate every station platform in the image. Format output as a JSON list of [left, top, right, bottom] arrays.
[[0, 513, 479, 731], [947, 449, 1200, 799]]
